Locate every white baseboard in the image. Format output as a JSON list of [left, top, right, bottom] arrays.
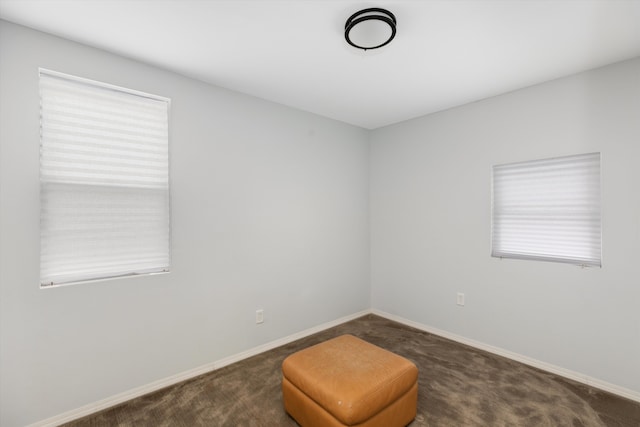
[[27, 307, 640, 426], [27, 309, 372, 427], [212, 309, 371, 370], [372, 309, 640, 403]]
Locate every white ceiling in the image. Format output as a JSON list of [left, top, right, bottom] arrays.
[[1, 0, 640, 129]]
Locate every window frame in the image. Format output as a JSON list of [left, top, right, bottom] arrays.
[[39, 68, 172, 288], [490, 152, 602, 268]]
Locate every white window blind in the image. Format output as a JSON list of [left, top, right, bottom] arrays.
[[491, 152, 601, 267], [39, 69, 170, 286]]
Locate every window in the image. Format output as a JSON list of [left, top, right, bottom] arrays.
[[491, 152, 601, 267], [39, 69, 170, 287]]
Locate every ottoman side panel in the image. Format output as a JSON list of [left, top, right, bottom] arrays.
[[282, 377, 347, 427], [283, 377, 418, 427]]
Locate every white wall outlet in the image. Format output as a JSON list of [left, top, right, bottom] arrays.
[[255, 309, 264, 324], [456, 293, 465, 306]]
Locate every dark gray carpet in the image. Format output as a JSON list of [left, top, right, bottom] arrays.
[[64, 314, 640, 426]]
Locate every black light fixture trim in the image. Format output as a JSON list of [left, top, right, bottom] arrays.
[[345, 8, 397, 50]]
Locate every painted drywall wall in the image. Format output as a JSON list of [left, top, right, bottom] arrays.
[[370, 58, 640, 394], [2, 17, 639, 427], [0, 20, 370, 426]]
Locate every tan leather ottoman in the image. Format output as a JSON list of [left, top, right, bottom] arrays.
[[282, 334, 418, 427]]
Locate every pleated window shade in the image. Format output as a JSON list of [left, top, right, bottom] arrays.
[[39, 69, 170, 287], [491, 152, 601, 267]]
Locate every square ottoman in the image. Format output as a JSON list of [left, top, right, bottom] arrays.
[[282, 334, 418, 427]]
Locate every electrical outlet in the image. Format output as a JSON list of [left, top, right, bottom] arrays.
[[456, 293, 465, 306], [256, 309, 264, 324]]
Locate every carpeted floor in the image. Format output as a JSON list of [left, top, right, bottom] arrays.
[[64, 314, 640, 426]]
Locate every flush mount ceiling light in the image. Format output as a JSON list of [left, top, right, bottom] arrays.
[[345, 8, 397, 51]]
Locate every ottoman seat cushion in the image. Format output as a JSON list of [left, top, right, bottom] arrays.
[[282, 334, 418, 426]]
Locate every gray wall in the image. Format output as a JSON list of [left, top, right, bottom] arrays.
[[2, 18, 639, 427], [370, 58, 640, 394], [0, 21, 370, 426]]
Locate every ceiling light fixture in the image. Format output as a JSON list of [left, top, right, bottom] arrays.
[[344, 8, 396, 51]]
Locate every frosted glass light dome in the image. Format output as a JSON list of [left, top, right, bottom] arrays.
[[345, 8, 396, 50]]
